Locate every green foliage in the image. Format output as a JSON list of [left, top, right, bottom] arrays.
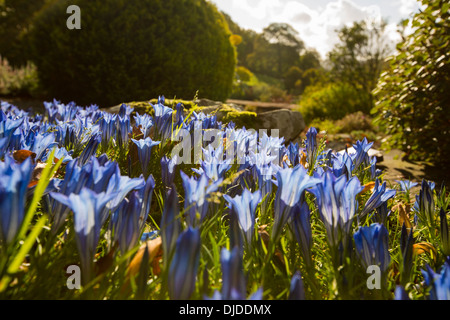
[[0, 57, 39, 96], [336, 111, 374, 133], [28, 0, 236, 107], [236, 66, 253, 82], [298, 82, 372, 124], [0, 0, 47, 67], [328, 19, 391, 112], [373, 0, 450, 166]]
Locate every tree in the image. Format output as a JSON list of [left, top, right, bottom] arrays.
[[246, 23, 304, 79], [0, 0, 47, 66], [29, 0, 236, 106], [262, 23, 304, 77], [328, 19, 391, 112], [373, 0, 450, 166]]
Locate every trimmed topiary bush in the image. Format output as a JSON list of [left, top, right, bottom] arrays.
[[29, 0, 236, 107]]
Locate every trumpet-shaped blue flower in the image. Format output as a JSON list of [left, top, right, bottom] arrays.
[[161, 155, 177, 187], [224, 189, 261, 250], [396, 180, 418, 192], [152, 97, 173, 141], [117, 116, 131, 149], [161, 186, 182, 265], [118, 103, 134, 118], [78, 133, 101, 166], [0, 155, 33, 245], [50, 188, 117, 284], [305, 127, 318, 167], [168, 227, 201, 300], [99, 112, 117, 150], [394, 286, 410, 300], [421, 259, 450, 300], [180, 171, 222, 227], [360, 179, 396, 218], [413, 179, 436, 227], [136, 174, 156, 232], [287, 142, 300, 167], [133, 112, 153, 138], [273, 165, 321, 242], [353, 223, 391, 273], [310, 171, 364, 247], [351, 137, 373, 171], [131, 137, 161, 178], [111, 191, 141, 254], [289, 201, 313, 268], [289, 271, 306, 300], [209, 247, 263, 300]]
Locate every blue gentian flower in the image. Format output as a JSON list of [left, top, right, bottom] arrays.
[[396, 180, 419, 192], [413, 179, 436, 227], [394, 286, 410, 300], [152, 97, 173, 141], [273, 165, 321, 243], [50, 188, 117, 284], [117, 115, 131, 149], [131, 137, 161, 178], [289, 271, 306, 300], [310, 171, 364, 247], [30, 132, 58, 161], [421, 259, 450, 300], [78, 133, 101, 166], [111, 191, 141, 254], [209, 247, 262, 300], [180, 171, 222, 227], [353, 223, 391, 274], [289, 201, 313, 268], [350, 137, 373, 171], [168, 227, 201, 300], [118, 103, 133, 118], [161, 156, 177, 187], [0, 155, 33, 245], [99, 112, 117, 150], [223, 189, 261, 250], [136, 174, 156, 232], [360, 179, 396, 218], [134, 112, 153, 138], [305, 127, 318, 167], [160, 186, 182, 265], [400, 223, 414, 285], [287, 142, 300, 167]]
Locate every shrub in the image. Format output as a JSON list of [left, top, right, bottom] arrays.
[[335, 112, 374, 133], [29, 0, 236, 107], [236, 66, 253, 82], [373, 0, 450, 166], [298, 82, 371, 124], [0, 57, 39, 97]]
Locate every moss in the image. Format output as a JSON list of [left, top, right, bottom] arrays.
[[124, 99, 259, 130], [223, 111, 258, 128]]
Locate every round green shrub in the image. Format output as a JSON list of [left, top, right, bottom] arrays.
[[298, 82, 371, 124], [29, 0, 236, 107]]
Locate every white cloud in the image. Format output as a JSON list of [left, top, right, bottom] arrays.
[[210, 0, 410, 58]]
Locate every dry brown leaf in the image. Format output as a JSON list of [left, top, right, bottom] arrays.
[[393, 203, 413, 231], [360, 182, 376, 194], [413, 242, 437, 262]]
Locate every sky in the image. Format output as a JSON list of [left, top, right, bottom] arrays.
[[209, 0, 423, 58]]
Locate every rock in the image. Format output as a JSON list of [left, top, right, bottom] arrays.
[[254, 109, 306, 143]]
